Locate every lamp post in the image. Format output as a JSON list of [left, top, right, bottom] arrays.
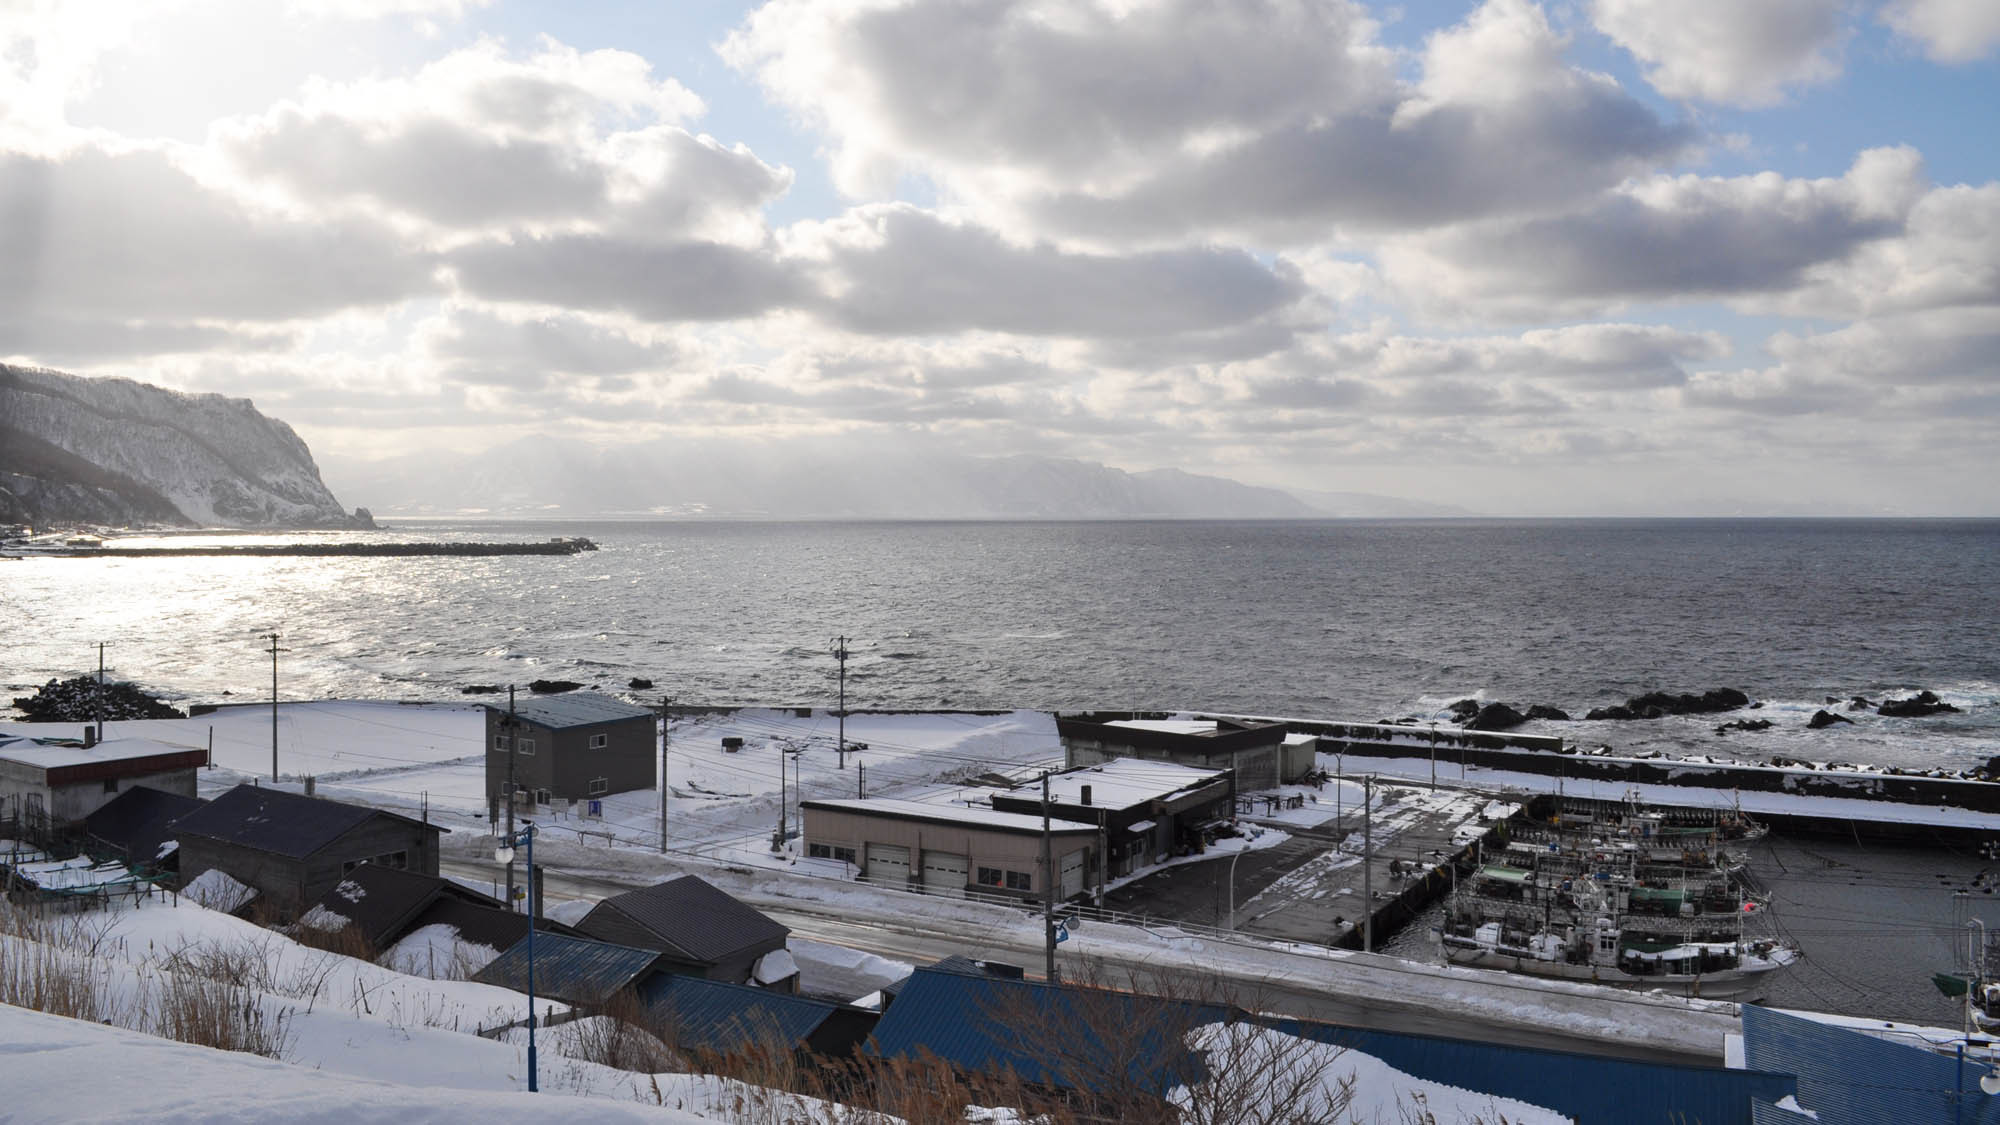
[[496, 821, 539, 1093], [1226, 846, 1246, 931]]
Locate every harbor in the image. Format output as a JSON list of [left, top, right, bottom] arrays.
[[5, 536, 599, 558]]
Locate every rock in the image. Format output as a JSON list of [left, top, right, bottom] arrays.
[[460, 684, 501, 695], [353, 507, 376, 528], [1879, 692, 1960, 718], [629, 677, 654, 690], [1824, 696, 1841, 705], [528, 679, 583, 694], [1847, 695, 1875, 711], [1446, 699, 1480, 720], [1465, 702, 1527, 731], [1525, 704, 1571, 721], [1807, 709, 1854, 729], [10, 676, 186, 722], [1584, 688, 1750, 721], [1716, 719, 1774, 734]]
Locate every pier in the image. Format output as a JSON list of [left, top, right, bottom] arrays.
[[12, 537, 599, 559]]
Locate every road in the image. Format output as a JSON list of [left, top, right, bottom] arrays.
[[442, 855, 1738, 1068]]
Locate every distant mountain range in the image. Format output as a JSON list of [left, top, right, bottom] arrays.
[[1, 366, 1465, 526], [0, 365, 366, 529], [321, 436, 1467, 521]]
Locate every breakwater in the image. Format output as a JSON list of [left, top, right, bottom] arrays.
[[17, 537, 598, 558]]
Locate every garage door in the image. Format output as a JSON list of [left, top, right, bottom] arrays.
[[920, 851, 969, 897], [1060, 850, 1085, 899], [864, 844, 910, 886]]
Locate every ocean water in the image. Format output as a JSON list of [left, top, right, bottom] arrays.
[[6, 518, 1996, 772]]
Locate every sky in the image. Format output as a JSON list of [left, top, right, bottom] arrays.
[[2, 0, 1996, 516]]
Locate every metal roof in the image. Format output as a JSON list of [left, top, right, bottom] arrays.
[[169, 784, 437, 860], [637, 974, 838, 1055], [473, 931, 668, 1008], [586, 875, 790, 964], [488, 693, 655, 730], [302, 863, 505, 949], [83, 785, 206, 865]]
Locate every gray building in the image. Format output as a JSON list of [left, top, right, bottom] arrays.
[[1057, 715, 1295, 791], [988, 758, 1234, 879], [485, 692, 657, 806], [577, 874, 795, 991], [172, 784, 442, 920], [0, 732, 204, 842], [800, 798, 1099, 902]]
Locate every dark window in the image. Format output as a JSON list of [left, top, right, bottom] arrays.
[[589, 733, 608, 750], [516, 737, 535, 756], [495, 733, 511, 750], [977, 867, 1004, 887], [809, 843, 831, 859], [834, 846, 856, 864], [103, 778, 119, 794], [588, 777, 609, 796], [1005, 870, 1032, 891], [535, 788, 551, 805]]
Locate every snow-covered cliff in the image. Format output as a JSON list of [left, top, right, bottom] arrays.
[[0, 365, 367, 529]]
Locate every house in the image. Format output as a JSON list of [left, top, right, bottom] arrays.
[[473, 931, 678, 1009], [1057, 714, 1298, 791], [484, 692, 656, 806], [576, 875, 795, 991], [637, 974, 877, 1062], [799, 797, 1099, 901], [987, 758, 1234, 880], [0, 732, 205, 842], [170, 784, 442, 920], [297, 862, 577, 960], [82, 784, 206, 871]]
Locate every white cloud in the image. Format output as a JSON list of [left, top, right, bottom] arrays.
[[1880, 0, 2000, 63], [1590, 0, 1846, 107]]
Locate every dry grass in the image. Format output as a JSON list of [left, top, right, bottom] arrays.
[[0, 932, 117, 1023], [150, 970, 293, 1058]]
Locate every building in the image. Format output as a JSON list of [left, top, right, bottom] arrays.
[[637, 974, 877, 1062], [800, 797, 1099, 901], [474, 931, 678, 1009], [987, 758, 1233, 881], [1057, 714, 1298, 791], [82, 784, 206, 870], [170, 784, 442, 919], [0, 732, 205, 842], [298, 861, 575, 959], [576, 875, 796, 991], [484, 692, 656, 806]]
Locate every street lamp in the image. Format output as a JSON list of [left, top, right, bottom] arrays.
[[496, 821, 540, 1093], [1226, 846, 1246, 931]]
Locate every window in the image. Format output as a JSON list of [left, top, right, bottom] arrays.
[[809, 844, 858, 864], [516, 736, 535, 756], [588, 777, 609, 796], [976, 866, 1004, 887], [834, 846, 856, 864], [535, 788, 551, 806], [589, 733, 608, 750], [1005, 870, 1032, 891], [494, 733, 511, 750], [343, 850, 410, 874], [103, 778, 119, 794]]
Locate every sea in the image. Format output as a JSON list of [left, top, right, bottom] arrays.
[[5, 516, 1999, 1022]]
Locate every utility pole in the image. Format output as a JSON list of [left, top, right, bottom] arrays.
[[94, 640, 110, 741], [1362, 775, 1374, 954], [658, 696, 672, 854], [831, 636, 850, 769], [505, 686, 518, 912], [1041, 771, 1057, 983], [857, 761, 864, 799], [1428, 722, 1437, 791], [262, 633, 286, 782], [774, 746, 788, 852]]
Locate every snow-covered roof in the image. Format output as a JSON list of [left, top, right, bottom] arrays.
[[490, 693, 653, 729], [0, 734, 199, 771], [802, 798, 1098, 835], [1105, 719, 1218, 736], [1036, 758, 1230, 809]]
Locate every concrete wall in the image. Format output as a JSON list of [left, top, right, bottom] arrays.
[[801, 805, 1094, 898]]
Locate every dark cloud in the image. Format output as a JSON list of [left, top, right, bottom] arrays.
[[448, 235, 810, 322]]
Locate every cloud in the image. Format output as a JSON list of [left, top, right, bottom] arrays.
[[1880, 0, 2000, 63], [1385, 147, 1927, 315], [728, 0, 1689, 243], [0, 146, 435, 325], [422, 306, 681, 389], [799, 205, 1308, 337], [1590, 0, 1846, 106], [448, 235, 810, 322]]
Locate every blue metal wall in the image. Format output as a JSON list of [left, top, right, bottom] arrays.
[[1741, 1005, 2000, 1125]]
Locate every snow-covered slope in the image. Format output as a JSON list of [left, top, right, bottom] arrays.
[[0, 364, 366, 528]]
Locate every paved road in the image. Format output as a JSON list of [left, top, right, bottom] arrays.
[[443, 856, 1737, 1068]]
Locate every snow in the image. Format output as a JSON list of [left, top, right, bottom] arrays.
[[0, 733, 196, 769], [751, 947, 798, 985], [182, 868, 257, 913], [1170, 1022, 1567, 1125], [1034, 757, 1228, 807], [382, 923, 502, 979], [803, 796, 1099, 834], [0, 1003, 707, 1125], [1775, 1094, 1820, 1118]]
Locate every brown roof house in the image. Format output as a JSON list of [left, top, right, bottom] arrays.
[[0, 732, 205, 844], [577, 874, 797, 992], [171, 784, 442, 920]]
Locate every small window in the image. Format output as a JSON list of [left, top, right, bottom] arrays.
[[1005, 870, 1032, 891], [589, 733, 608, 750], [834, 846, 856, 864], [809, 843, 832, 859], [103, 778, 119, 794], [977, 866, 1004, 887], [495, 733, 511, 750], [516, 736, 535, 756], [588, 777, 609, 796], [535, 788, 551, 806]]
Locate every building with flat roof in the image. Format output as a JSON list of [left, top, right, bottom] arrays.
[[484, 691, 656, 806], [1057, 714, 1302, 791], [801, 797, 1100, 902], [988, 758, 1233, 879], [0, 732, 204, 841]]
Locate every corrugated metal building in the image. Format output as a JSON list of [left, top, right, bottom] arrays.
[[577, 875, 794, 990], [474, 931, 675, 1009], [638, 973, 876, 1061], [1739, 1004, 2000, 1124]]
